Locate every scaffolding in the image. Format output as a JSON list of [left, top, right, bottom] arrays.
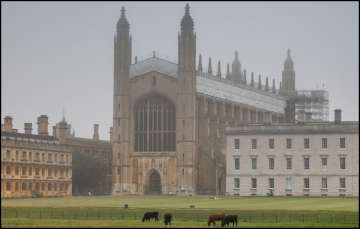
[[294, 90, 329, 122]]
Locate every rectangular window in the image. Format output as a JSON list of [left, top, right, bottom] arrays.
[[286, 158, 292, 169], [251, 178, 257, 189], [286, 138, 292, 149], [234, 158, 240, 170], [29, 167, 32, 176], [251, 158, 257, 170], [322, 177, 327, 189], [29, 152, 32, 161], [251, 139, 257, 149], [304, 178, 310, 189], [340, 157, 346, 169], [269, 138, 274, 149], [6, 150, 11, 159], [286, 176, 292, 190], [22, 167, 27, 176], [304, 158, 310, 170], [234, 178, 240, 188], [340, 178, 346, 189], [269, 178, 274, 189], [340, 137, 346, 148], [269, 158, 274, 170], [304, 138, 310, 149], [6, 166, 11, 175], [234, 139, 240, 149], [321, 157, 327, 166], [15, 151, 19, 160], [22, 151, 27, 161], [322, 138, 327, 149]]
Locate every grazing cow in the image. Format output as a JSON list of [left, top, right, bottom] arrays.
[[164, 213, 172, 225], [142, 211, 159, 222], [221, 215, 238, 227], [208, 213, 225, 226]]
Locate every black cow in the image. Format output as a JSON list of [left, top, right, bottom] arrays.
[[221, 215, 238, 227], [142, 211, 160, 222], [164, 213, 172, 225]]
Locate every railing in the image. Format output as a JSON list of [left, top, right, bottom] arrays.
[[0, 207, 358, 225]]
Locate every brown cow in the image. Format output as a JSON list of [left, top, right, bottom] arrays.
[[208, 213, 225, 226]]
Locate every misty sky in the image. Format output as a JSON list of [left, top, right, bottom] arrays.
[[1, 2, 359, 140]]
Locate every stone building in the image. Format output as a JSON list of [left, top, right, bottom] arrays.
[[1, 115, 112, 198], [1, 116, 72, 198], [225, 109, 359, 196], [53, 119, 112, 195], [112, 5, 289, 195]]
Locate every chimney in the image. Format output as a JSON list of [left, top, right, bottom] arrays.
[[24, 123, 32, 135], [93, 124, 99, 140], [4, 116, 13, 132], [37, 115, 49, 135], [334, 109, 342, 124]]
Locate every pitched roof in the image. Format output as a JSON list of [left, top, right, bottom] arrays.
[[129, 57, 286, 114]]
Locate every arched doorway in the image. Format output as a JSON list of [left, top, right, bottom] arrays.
[[146, 169, 161, 194]]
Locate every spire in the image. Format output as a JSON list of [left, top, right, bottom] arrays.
[[279, 81, 282, 91], [115, 6, 131, 74], [281, 48, 296, 95], [178, 3, 195, 73], [258, 74, 262, 90], [208, 57, 212, 74], [62, 108, 66, 123], [284, 48, 294, 71], [272, 79, 276, 93], [243, 69, 247, 84], [152, 51, 156, 58], [217, 61, 221, 78], [250, 72, 255, 87], [232, 50, 242, 83], [265, 77, 269, 91], [181, 3, 194, 33], [226, 63, 231, 79], [198, 54, 203, 72], [117, 6, 129, 32]]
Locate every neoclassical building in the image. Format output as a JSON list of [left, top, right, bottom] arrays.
[[112, 5, 291, 195], [225, 109, 359, 196]]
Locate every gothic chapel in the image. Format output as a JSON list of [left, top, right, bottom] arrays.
[[112, 4, 287, 195]]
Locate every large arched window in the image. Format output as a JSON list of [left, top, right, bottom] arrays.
[[134, 96, 176, 152]]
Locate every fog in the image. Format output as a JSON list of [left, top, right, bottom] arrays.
[[2, 2, 358, 140]]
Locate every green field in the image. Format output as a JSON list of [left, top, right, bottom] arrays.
[[1, 195, 359, 228]]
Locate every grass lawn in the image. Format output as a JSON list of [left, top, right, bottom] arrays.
[[1, 195, 358, 228], [2, 218, 357, 228], [1, 195, 358, 211]]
